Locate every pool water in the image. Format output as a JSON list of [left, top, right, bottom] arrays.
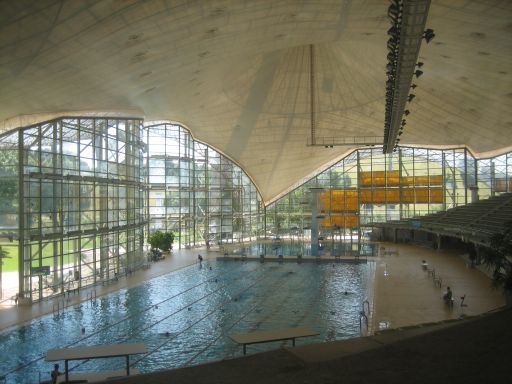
[[231, 240, 377, 257], [0, 260, 373, 384]]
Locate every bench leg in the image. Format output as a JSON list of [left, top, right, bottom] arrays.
[[292, 338, 295, 347], [243, 344, 246, 355]]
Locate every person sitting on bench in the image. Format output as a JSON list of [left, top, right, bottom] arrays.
[[443, 286, 453, 303]]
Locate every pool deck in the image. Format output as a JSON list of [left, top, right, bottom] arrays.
[[0, 242, 505, 335]]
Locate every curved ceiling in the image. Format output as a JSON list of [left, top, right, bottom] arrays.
[[0, 0, 511, 203]]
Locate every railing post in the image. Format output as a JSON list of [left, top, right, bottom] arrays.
[[363, 299, 370, 315]]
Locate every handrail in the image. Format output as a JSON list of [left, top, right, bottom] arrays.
[[86, 289, 97, 302], [362, 299, 370, 315], [359, 311, 368, 334], [52, 298, 66, 315]]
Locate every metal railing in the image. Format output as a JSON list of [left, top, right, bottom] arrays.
[[359, 298, 371, 334]]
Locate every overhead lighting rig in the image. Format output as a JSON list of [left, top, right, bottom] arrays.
[[383, 0, 433, 153], [306, 135, 383, 147]]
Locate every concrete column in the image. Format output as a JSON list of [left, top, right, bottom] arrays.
[[309, 188, 323, 256]]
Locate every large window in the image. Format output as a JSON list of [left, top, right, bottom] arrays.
[[0, 118, 146, 301], [266, 146, 512, 255], [145, 123, 264, 248]]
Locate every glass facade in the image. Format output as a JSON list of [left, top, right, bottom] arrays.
[[0, 118, 146, 301], [266, 147, 512, 255], [145, 123, 264, 249], [0, 115, 510, 302]]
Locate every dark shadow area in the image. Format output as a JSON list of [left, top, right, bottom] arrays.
[[110, 307, 512, 384]]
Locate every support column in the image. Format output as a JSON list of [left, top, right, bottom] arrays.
[[17, 129, 26, 299], [309, 188, 323, 256]]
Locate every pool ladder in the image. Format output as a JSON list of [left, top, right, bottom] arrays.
[[52, 298, 67, 315], [85, 289, 97, 307], [87, 289, 97, 302], [359, 299, 370, 334]]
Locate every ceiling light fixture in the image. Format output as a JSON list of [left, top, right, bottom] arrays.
[[383, 0, 430, 154]]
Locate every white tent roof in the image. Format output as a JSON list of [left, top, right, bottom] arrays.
[[1, 0, 511, 203]]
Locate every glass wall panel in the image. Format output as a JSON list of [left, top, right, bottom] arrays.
[[145, 123, 263, 249], [265, 146, 512, 256], [0, 117, 147, 302]]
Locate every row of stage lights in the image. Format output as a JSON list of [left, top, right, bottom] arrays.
[[385, 0, 435, 152]]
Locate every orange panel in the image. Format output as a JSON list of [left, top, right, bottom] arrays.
[[361, 187, 444, 203], [361, 171, 443, 187], [360, 189, 400, 203], [359, 170, 400, 187], [401, 188, 444, 203], [402, 175, 443, 186], [429, 188, 444, 203], [387, 174, 400, 186], [320, 185, 444, 209], [321, 214, 359, 228], [429, 175, 444, 185], [319, 190, 358, 211]]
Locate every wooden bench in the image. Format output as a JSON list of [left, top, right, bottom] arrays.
[[46, 343, 147, 383], [230, 327, 319, 355]]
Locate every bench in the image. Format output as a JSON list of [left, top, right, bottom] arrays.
[[46, 343, 147, 383], [230, 327, 319, 355]]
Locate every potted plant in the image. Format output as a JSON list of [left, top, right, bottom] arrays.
[[148, 230, 175, 252], [480, 220, 512, 306]]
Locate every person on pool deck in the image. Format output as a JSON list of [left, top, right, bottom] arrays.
[[443, 286, 453, 303], [198, 254, 203, 263], [422, 260, 428, 270], [51, 363, 62, 384]]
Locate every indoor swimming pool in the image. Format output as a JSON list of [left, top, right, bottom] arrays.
[[0, 259, 374, 384]]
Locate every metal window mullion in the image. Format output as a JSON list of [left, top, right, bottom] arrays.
[[17, 129, 26, 297], [464, 148, 469, 204]]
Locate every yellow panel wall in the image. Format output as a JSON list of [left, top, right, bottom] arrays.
[[360, 188, 443, 203], [360, 171, 443, 187], [320, 214, 359, 228], [359, 170, 400, 187], [319, 190, 358, 211]]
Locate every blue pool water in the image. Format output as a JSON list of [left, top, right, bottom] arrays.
[[231, 240, 377, 257], [0, 260, 373, 384]]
